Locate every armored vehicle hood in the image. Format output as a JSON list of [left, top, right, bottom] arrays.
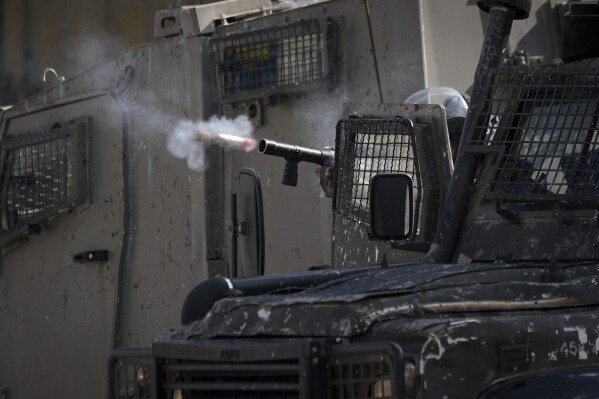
[[180, 262, 599, 339]]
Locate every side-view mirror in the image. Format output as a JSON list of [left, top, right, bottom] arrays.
[[369, 173, 413, 241], [236, 168, 265, 277]]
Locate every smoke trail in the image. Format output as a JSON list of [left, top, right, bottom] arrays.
[[167, 114, 256, 171]]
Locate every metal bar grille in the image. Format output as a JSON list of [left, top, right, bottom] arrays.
[[110, 350, 153, 399], [0, 122, 89, 234], [334, 117, 419, 225], [161, 359, 301, 398], [211, 19, 331, 102], [328, 344, 402, 399], [469, 61, 599, 202]]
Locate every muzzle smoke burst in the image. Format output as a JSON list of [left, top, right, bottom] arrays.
[[167, 115, 256, 171]]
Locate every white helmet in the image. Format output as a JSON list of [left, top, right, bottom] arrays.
[[405, 87, 468, 136]]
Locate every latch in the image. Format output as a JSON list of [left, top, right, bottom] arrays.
[[73, 250, 109, 264]]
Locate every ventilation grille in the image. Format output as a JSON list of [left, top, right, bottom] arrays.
[[469, 62, 599, 202], [334, 117, 419, 225], [111, 341, 404, 399], [498, 343, 531, 374], [211, 19, 333, 102], [160, 359, 300, 398], [0, 121, 89, 236]]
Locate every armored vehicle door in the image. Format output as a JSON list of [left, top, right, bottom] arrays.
[[0, 92, 124, 399], [455, 60, 599, 262], [332, 103, 454, 266]]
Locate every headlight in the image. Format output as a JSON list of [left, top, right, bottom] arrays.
[[136, 366, 150, 383]]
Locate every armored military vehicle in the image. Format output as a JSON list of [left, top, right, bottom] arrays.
[[107, 0, 599, 398], [0, 0, 565, 398]]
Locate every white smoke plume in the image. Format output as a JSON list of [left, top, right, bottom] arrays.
[[167, 114, 256, 171]]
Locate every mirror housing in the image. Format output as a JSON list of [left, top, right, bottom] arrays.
[[237, 168, 265, 277], [369, 173, 413, 241]]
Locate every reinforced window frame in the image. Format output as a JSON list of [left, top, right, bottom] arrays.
[[0, 119, 91, 245], [210, 19, 337, 103], [468, 62, 599, 204], [333, 116, 421, 231]]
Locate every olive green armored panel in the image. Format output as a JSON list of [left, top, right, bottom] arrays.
[[0, 35, 215, 398]]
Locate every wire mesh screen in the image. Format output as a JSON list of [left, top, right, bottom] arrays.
[[470, 62, 599, 202], [334, 117, 419, 225], [211, 19, 331, 102], [0, 122, 89, 234]]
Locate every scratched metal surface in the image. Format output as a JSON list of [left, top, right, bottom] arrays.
[[0, 36, 214, 399], [196, 263, 599, 338], [155, 263, 599, 398], [456, 57, 599, 263], [371, 310, 599, 398], [0, 94, 125, 399]]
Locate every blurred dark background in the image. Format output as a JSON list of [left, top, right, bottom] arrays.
[[0, 0, 204, 105]]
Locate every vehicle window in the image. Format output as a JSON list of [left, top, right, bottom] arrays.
[[0, 121, 90, 242], [335, 117, 418, 225], [470, 64, 599, 203], [517, 100, 599, 195]]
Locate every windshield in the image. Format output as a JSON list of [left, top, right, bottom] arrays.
[[474, 88, 599, 202], [468, 61, 599, 203]]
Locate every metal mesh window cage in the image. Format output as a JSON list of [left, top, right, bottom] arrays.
[[334, 117, 419, 226], [0, 121, 90, 238], [211, 19, 333, 102], [469, 61, 599, 202], [328, 344, 402, 399]]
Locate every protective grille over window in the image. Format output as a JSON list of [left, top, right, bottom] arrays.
[[334, 117, 419, 225], [0, 121, 90, 237], [470, 62, 599, 202], [211, 19, 333, 102]]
